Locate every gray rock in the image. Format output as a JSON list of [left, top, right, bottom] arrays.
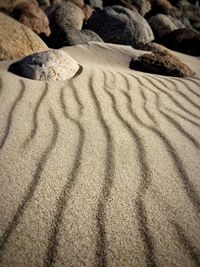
[[49, 2, 85, 31], [41, 24, 103, 48], [179, 16, 193, 29], [129, 0, 151, 16], [85, 0, 103, 9], [85, 6, 154, 46], [148, 14, 185, 39], [8, 50, 80, 81]]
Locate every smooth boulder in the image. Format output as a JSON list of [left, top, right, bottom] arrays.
[[85, 5, 154, 46], [8, 50, 80, 81], [0, 12, 48, 60], [12, 2, 50, 36], [148, 14, 185, 39], [129, 51, 194, 77]]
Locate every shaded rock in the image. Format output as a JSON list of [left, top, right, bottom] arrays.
[[148, 14, 185, 39], [85, 6, 154, 46], [147, 0, 181, 17], [85, 0, 103, 9], [82, 4, 94, 21], [12, 2, 50, 36], [179, 16, 193, 28], [0, 12, 48, 60], [103, 0, 138, 12], [0, 0, 38, 14], [48, 2, 85, 30], [129, 51, 194, 77], [179, 1, 200, 23], [160, 28, 200, 56], [42, 24, 103, 48], [129, 0, 152, 16], [36, 0, 51, 8], [135, 42, 171, 53], [8, 50, 80, 81], [193, 22, 200, 31]]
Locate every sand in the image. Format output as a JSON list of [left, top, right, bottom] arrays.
[[0, 42, 200, 267]]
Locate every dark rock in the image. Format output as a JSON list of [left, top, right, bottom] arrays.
[[129, 0, 152, 16], [8, 50, 80, 81], [42, 24, 103, 48], [146, 0, 181, 18], [103, 0, 138, 12], [193, 22, 200, 31], [0, 12, 48, 60], [159, 28, 200, 56], [179, 1, 200, 23], [36, 0, 51, 8], [148, 14, 185, 39], [85, 6, 154, 46], [12, 2, 51, 36], [129, 51, 194, 77], [85, 0, 103, 9]]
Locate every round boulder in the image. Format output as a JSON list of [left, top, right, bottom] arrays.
[[148, 14, 185, 39], [0, 12, 48, 60], [8, 50, 80, 81], [85, 5, 154, 46]]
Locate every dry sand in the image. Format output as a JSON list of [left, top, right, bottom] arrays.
[[0, 42, 200, 267]]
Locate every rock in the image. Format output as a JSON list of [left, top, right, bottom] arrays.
[[129, 51, 194, 77], [159, 28, 200, 56], [179, 1, 200, 23], [48, 2, 85, 31], [129, 0, 152, 16], [12, 2, 50, 36], [179, 16, 193, 29], [42, 24, 103, 48], [82, 4, 94, 21], [85, 6, 154, 46], [193, 22, 200, 31], [0, 12, 48, 61], [8, 50, 80, 81], [84, 0, 103, 9], [148, 14, 185, 39], [103, 0, 138, 12], [36, 0, 51, 8], [147, 0, 181, 17], [0, 0, 38, 14], [135, 42, 171, 54]]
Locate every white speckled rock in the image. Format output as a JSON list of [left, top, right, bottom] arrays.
[[9, 50, 80, 81]]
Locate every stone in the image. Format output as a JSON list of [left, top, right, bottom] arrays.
[[193, 22, 200, 31], [147, 0, 181, 17], [36, 0, 51, 8], [159, 28, 200, 56], [129, 51, 194, 77], [42, 24, 103, 48], [0, 12, 48, 61], [148, 14, 185, 39], [48, 2, 85, 31], [12, 2, 51, 36], [8, 50, 80, 81], [129, 0, 152, 16], [82, 4, 94, 21], [0, 0, 38, 14], [179, 1, 200, 23], [85, 6, 154, 46], [84, 0, 103, 9], [179, 16, 193, 29], [103, 0, 138, 12]]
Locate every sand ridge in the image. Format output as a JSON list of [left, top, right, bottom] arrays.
[[0, 43, 200, 267]]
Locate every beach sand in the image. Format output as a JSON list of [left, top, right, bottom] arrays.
[[0, 42, 200, 267]]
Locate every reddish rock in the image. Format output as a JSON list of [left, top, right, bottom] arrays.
[[12, 2, 50, 36], [129, 51, 194, 77], [160, 28, 200, 56], [82, 4, 94, 21]]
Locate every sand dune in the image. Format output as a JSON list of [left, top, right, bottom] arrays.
[[0, 42, 200, 267]]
